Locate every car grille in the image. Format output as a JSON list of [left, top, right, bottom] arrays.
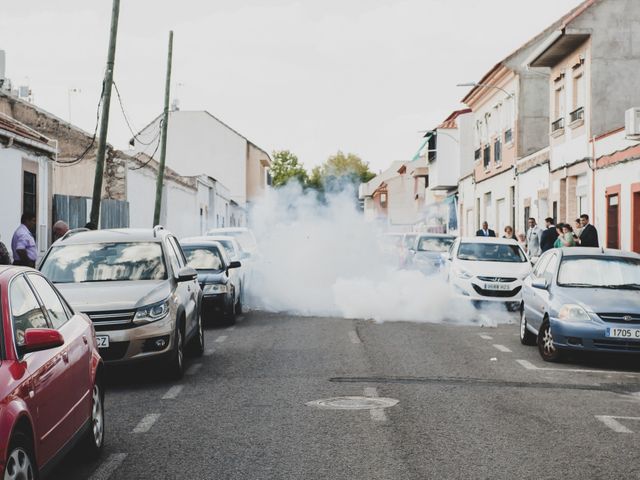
[[477, 276, 517, 283], [98, 341, 130, 361], [85, 310, 136, 331], [597, 313, 640, 325], [472, 285, 522, 298], [592, 339, 640, 352]]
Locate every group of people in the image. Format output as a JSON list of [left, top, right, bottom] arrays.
[[476, 214, 600, 257], [0, 214, 72, 267]]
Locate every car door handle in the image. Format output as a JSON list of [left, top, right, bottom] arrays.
[[62, 351, 69, 363], [82, 335, 88, 345]]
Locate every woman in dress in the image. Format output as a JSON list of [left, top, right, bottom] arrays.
[[553, 224, 565, 249], [560, 224, 577, 247]]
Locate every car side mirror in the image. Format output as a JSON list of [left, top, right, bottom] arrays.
[[177, 266, 198, 282], [228, 261, 242, 270], [19, 328, 64, 355], [531, 277, 548, 290]]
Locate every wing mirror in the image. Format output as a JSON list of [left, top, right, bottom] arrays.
[[228, 261, 242, 270], [177, 266, 198, 282], [531, 277, 548, 290], [19, 328, 64, 355]]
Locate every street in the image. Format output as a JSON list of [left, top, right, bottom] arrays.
[[53, 311, 640, 480]]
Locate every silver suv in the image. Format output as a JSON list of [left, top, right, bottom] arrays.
[[39, 226, 203, 378]]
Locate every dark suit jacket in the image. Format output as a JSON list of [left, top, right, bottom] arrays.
[[540, 227, 559, 252], [476, 229, 496, 237], [580, 224, 599, 247]]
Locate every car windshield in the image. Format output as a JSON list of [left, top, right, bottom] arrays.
[[41, 242, 167, 283], [212, 239, 236, 258], [183, 246, 224, 271], [457, 242, 527, 263], [557, 256, 640, 289], [417, 237, 454, 252]]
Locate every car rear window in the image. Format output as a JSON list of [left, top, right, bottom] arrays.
[[457, 242, 527, 263], [182, 245, 224, 271], [417, 237, 454, 252], [41, 242, 167, 283]]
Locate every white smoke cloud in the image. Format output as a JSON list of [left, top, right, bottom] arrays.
[[246, 183, 508, 324]]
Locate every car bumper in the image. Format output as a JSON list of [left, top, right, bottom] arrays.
[[451, 276, 523, 304], [202, 293, 233, 318], [95, 314, 175, 365], [550, 318, 640, 354]]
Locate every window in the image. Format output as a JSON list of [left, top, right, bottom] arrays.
[[607, 192, 620, 249], [182, 245, 224, 271], [27, 274, 69, 329], [533, 252, 552, 277], [554, 85, 565, 123], [483, 145, 491, 169], [427, 133, 437, 163], [10, 275, 49, 347], [573, 73, 585, 110], [524, 206, 530, 234], [23, 171, 37, 217], [380, 192, 387, 207], [504, 129, 513, 145], [543, 254, 559, 280], [494, 139, 502, 164], [168, 237, 186, 266], [457, 242, 527, 263], [474, 149, 481, 162]]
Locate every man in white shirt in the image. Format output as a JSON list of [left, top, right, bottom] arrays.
[[526, 218, 543, 257]]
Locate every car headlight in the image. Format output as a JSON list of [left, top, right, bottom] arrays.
[[558, 304, 591, 322], [452, 265, 473, 279], [203, 284, 228, 295], [134, 299, 170, 324]]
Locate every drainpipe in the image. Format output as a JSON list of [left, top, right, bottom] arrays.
[[590, 135, 596, 222]]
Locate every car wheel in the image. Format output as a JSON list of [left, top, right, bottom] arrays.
[[188, 311, 205, 357], [80, 381, 105, 459], [168, 326, 185, 379], [538, 320, 562, 362], [519, 306, 537, 346], [4, 430, 37, 480], [222, 289, 236, 326]]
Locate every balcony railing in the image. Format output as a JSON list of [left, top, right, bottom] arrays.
[[551, 117, 565, 133], [570, 106, 584, 124]]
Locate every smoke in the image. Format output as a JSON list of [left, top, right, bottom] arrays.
[[245, 183, 507, 324]]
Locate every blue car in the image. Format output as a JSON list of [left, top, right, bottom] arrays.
[[520, 247, 640, 362]]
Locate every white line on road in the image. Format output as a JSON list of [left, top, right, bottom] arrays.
[[132, 414, 161, 434], [493, 344, 512, 353], [349, 331, 361, 344], [479, 334, 493, 340], [89, 453, 128, 480], [215, 335, 227, 343], [204, 349, 215, 356], [595, 415, 640, 433], [516, 359, 640, 375], [162, 385, 184, 400], [186, 363, 202, 376]]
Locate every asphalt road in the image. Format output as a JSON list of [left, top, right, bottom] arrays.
[[52, 311, 640, 480]]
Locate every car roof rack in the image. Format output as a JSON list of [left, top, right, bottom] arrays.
[[153, 225, 165, 237], [59, 227, 90, 242]]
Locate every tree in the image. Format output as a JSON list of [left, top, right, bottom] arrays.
[[308, 151, 375, 191], [270, 150, 309, 187]]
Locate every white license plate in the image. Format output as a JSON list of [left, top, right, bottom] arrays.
[[96, 336, 110, 348], [483, 283, 511, 291], [605, 328, 640, 339]]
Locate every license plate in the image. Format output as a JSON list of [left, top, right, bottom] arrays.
[[96, 336, 110, 348], [605, 328, 640, 339], [483, 283, 511, 291]]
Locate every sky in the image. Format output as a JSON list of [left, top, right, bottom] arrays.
[[0, 0, 582, 173]]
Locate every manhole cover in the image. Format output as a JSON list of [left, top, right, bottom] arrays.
[[306, 396, 399, 410]]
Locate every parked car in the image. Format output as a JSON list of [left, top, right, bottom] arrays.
[[0, 266, 104, 479], [520, 247, 640, 362], [205, 227, 258, 254], [39, 227, 203, 378], [443, 237, 532, 311], [408, 233, 456, 274], [180, 239, 242, 325]]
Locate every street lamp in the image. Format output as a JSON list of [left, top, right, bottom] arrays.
[[456, 82, 513, 99]]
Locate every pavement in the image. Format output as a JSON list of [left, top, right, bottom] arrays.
[[52, 311, 640, 479]]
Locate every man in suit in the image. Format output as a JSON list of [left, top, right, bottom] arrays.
[[540, 217, 559, 253], [525, 217, 543, 257], [476, 221, 496, 237], [579, 214, 599, 247]]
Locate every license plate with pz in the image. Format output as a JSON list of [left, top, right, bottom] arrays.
[[96, 335, 110, 348]]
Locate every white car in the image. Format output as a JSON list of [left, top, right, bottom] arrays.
[[443, 237, 532, 311], [205, 227, 258, 254]]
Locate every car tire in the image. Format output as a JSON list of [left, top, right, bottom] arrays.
[[519, 306, 537, 346], [188, 311, 205, 357], [5, 430, 37, 480], [80, 381, 105, 460], [167, 325, 185, 379], [222, 289, 236, 326], [538, 320, 563, 362]]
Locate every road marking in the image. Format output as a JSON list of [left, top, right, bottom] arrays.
[[516, 359, 640, 375], [595, 415, 640, 433], [162, 385, 183, 399], [186, 363, 202, 375], [493, 344, 512, 353], [89, 453, 128, 480], [204, 348, 215, 356], [479, 334, 493, 340], [132, 414, 160, 434], [348, 331, 361, 344], [215, 335, 227, 343]]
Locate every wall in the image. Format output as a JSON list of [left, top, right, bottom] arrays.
[[127, 166, 157, 230], [246, 142, 270, 203], [457, 175, 475, 236], [474, 168, 515, 236], [517, 162, 550, 233]]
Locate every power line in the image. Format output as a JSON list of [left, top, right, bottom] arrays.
[[128, 118, 162, 171], [113, 80, 157, 145]]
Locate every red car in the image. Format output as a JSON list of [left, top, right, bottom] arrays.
[[0, 267, 104, 479]]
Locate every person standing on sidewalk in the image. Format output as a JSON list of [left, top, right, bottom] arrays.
[[526, 218, 543, 258], [579, 214, 599, 247], [11, 213, 38, 268], [540, 217, 559, 253]]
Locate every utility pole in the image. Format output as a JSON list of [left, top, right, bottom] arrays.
[[89, 0, 120, 228], [153, 30, 174, 226]]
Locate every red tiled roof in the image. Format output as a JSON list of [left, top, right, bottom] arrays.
[[437, 108, 472, 129], [0, 114, 49, 144]]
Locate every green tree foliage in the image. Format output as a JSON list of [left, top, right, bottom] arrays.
[[270, 150, 308, 187], [308, 151, 375, 191]]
